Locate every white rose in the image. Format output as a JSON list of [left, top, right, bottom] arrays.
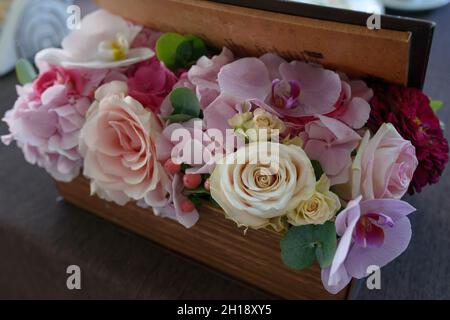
[[210, 142, 316, 230]]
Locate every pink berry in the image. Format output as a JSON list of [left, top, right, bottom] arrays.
[[164, 159, 181, 174], [181, 200, 195, 213], [204, 179, 211, 191], [183, 174, 202, 189]]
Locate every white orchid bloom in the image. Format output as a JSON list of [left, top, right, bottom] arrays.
[[35, 10, 154, 69]]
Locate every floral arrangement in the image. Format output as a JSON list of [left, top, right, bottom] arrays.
[[2, 10, 448, 294]]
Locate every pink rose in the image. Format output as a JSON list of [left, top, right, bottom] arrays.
[[300, 116, 361, 185], [126, 57, 178, 113], [343, 123, 418, 200], [79, 81, 170, 206]]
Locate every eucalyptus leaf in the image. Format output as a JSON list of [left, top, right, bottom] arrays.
[[170, 87, 201, 119], [15, 59, 37, 85], [185, 186, 209, 195], [280, 221, 337, 270], [314, 222, 337, 268], [156, 32, 187, 69], [180, 163, 192, 172], [168, 114, 196, 123], [311, 160, 324, 181], [156, 33, 207, 70], [184, 34, 207, 62], [175, 40, 193, 67], [188, 194, 203, 207]]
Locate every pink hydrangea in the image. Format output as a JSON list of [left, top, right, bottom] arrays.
[[300, 116, 361, 185], [2, 66, 107, 182], [160, 47, 235, 118], [156, 119, 234, 175], [126, 57, 178, 113], [140, 174, 199, 229]]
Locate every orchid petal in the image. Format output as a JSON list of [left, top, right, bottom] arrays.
[[218, 58, 271, 101]]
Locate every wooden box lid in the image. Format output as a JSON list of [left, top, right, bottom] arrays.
[[95, 0, 434, 88]]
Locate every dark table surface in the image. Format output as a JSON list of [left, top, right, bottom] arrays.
[[1, 6, 450, 300]]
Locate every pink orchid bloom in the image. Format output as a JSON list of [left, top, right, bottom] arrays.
[[321, 196, 416, 294], [211, 53, 371, 130], [300, 116, 361, 185]]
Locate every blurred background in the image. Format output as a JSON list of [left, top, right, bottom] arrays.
[[0, 0, 449, 300]]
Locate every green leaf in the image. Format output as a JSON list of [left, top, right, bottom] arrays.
[[184, 35, 207, 62], [430, 99, 444, 113], [188, 194, 203, 207], [175, 40, 193, 67], [169, 87, 201, 122], [180, 163, 192, 172], [156, 33, 207, 71], [15, 59, 37, 85], [168, 114, 196, 123], [314, 222, 337, 268], [311, 160, 324, 181], [156, 33, 187, 69], [280, 222, 337, 270], [185, 186, 209, 195]]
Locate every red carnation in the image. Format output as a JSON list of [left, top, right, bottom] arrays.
[[368, 82, 449, 194]]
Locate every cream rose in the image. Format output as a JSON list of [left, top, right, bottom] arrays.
[[337, 123, 418, 200], [210, 142, 316, 230], [228, 108, 286, 142], [79, 81, 169, 206], [287, 175, 341, 226]]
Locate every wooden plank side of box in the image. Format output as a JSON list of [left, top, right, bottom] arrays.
[[56, 177, 349, 300], [96, 0, 411, 86]]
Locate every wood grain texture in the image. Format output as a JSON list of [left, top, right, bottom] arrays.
[[55, 177, 349, 300], [95, 0, 411, 86]]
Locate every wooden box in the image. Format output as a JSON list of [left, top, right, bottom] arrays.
[[56, 0, 434, 299]]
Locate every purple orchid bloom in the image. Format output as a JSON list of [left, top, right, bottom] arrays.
[[321, 196, 416, 294]]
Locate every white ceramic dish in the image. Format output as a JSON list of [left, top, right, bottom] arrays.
[[382, 0, 449, 11]]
